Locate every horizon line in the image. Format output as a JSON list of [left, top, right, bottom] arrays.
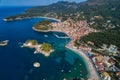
[[0, 0, 87, 7]]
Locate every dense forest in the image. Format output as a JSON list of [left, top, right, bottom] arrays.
[[33, 20, 51, 30], [80, 30, 120, 49], [41, 43, 52, 52]]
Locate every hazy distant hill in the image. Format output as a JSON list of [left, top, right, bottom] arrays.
[[5, 0, 120, 30], [82, 0, 120, 5]]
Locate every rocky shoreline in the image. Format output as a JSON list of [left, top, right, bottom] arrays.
[[23, 41, 54, 57]]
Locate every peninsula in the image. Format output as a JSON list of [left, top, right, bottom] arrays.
[[0, 40, 9, 46], [23, 40, 54, 57], [33, 20, 52, 32]]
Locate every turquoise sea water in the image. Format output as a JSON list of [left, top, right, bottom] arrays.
[[0, 7, 89, 80]]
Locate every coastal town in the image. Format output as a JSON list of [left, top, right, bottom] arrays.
[[1, 0, 120, 80], [50, 19, 97, 44], [2, 15, 120, 80], [50, 20, 101, 80], [78, 43, 120, 80], [52, 20, 120, 80], [32, 18, 120, 80], [32, 19, 100, 80]]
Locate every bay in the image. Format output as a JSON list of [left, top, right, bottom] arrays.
[[0, 7, 89, 80]]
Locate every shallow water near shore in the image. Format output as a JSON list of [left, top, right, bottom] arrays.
[[0, 7, 89, 80]]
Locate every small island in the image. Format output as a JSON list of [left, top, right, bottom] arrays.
[[0, 40, 9, 46], [23, 40, 54, 56], [33, 62, 40, 68]]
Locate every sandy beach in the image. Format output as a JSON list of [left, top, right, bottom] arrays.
[[66, 43, 100, 80]]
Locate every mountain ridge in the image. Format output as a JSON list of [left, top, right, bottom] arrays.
[[4, 0, 120, 30]]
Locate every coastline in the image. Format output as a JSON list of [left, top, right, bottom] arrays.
[[3, 16, 61, 22], [33, 27, 72, 39], [65, 42, 100, 80], [5, 15, 99, 79], [32, 18, 100, 79], [33, 28, 100, 80]]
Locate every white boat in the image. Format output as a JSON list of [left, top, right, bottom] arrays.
[[44, 35, 48, 37], [20, 45, 24, 48], [0, 40, 9, 46], [3, 19, 7, 21]]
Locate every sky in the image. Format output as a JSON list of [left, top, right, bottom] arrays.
[[0, 0, 87, 6]]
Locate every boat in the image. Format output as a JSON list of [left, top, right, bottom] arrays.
[[44, 35, 48, 37], [0, 40, 9, 46]]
